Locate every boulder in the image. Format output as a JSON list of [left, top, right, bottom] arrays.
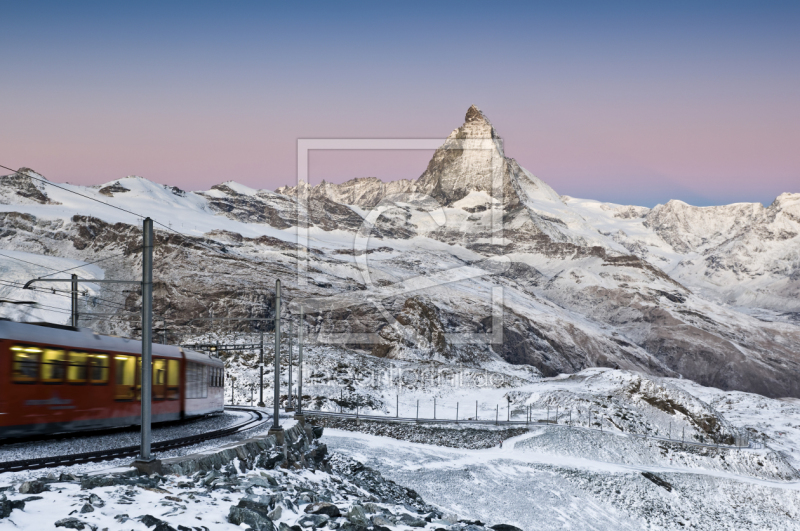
[[298, 514, 329, 528], [398, 513, 426, 527], [237, 494, 276, 516], [228, 506, 276, 531], [54, 517, 96, 530], [347, 504, 369, 525], [304, 501, 341, 517], [19, 480, 48, 494]]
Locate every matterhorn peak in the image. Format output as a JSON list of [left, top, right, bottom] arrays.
[[465, 104, 491, 125]]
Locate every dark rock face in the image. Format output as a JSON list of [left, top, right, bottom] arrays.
[[97, 181, 130, 197], [0, 169, 56, 204]]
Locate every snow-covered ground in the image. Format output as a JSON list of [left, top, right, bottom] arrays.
[[325, 428, 800, 530]]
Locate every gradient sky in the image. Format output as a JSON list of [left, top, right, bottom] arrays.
[[1, 1, 798, 207]]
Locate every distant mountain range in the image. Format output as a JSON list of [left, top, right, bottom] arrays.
[[2, 105, 799, 398]]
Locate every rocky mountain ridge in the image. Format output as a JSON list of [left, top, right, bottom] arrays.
[[1, 105, 799, 398]]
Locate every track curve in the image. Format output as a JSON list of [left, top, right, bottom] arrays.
[[0, 407, 268, 473]]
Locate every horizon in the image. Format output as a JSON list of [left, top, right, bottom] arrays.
[[2, 1, 798, 208]]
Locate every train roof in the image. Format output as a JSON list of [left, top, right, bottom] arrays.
[[0, 320, 222, 366]]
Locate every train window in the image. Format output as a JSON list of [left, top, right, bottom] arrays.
[[153, 359, 166, 400], [114, 355, 136, 400], [11, 345, 40, 383], [186, 362, 209, 399], [90, 354, 109, 384], [41, 349, 66, 383], [67, 351, 88, 383], [167, 359, 179, 399]]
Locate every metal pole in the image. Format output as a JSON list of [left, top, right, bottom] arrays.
[[569, 409, 572, 427], [258, 330, 265, 407], [139, 217, 153, 461], [507, 402, 510, 422], [297, 306, 303, 415], [416, 400, 419, 421], [456, 402, 459, 423], [287, 318, 293, 411], [396, 394, 399, 418], [434, 397, 436, 420], [271, 280, 281, 431], [71, 274, 78, 327], [496, 405, 498, 425], [476, 400, 478, 421], [556, 405, 558, 424]]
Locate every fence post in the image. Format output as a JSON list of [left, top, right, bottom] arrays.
[[476, 400, 478, 421], [555, 405, 558, 424], [496, 405, 498, 425], [569, 409, 572, 427], [396, 395, 399, 418], [547, 406, 549, 424], [416, 400, 419, 422], [456, 402, 459, 423], [434, 397, 436, 420]]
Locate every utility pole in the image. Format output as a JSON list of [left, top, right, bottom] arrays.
[[71, 274, 78, 327], [134, 217, 156, 472], [268, 279, 283, 439], [294, 306, 304, 420], [258, 330, 265, 407], [286, 318, 294, 412]]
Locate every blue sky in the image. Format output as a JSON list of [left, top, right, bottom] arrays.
[[1, 1, 798, 206]]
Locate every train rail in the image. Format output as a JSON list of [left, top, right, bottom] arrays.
[[0, 407, 267, 474]]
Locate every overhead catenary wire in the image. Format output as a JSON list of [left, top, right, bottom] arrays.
[[2, 165, 283, 327], [1, 165, 258, 265], [0, 279, 131, 311]]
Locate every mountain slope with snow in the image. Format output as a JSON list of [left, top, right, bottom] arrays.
[[1, 106, 799, 399]]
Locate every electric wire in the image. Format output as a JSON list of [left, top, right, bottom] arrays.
[[1, 165, 278, 322]]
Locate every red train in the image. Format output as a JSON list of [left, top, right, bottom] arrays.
[[0, 320, 225, 438]]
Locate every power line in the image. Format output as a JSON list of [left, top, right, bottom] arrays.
[[3, 165, 241, 263], [0, 252, 56, 271], [38, 248, 141, 279], [1, 165, 278, 318], [0, 248, 138, 280], [0, 164, 146, 220], [0, 279, 131, 311]]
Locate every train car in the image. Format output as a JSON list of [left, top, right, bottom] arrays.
[[0, 319, 224, 438]]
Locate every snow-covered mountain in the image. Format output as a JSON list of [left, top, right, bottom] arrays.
[[1, 105, 799, 399]]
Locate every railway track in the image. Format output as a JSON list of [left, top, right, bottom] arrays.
[[0, 407, 268, 473]]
